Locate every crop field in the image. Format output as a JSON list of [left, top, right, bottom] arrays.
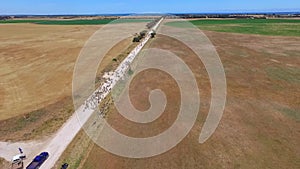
[[0, 24, 102, 120], [0, 24, 99, 141], [0, 21, 145, 141], [166, 19, 300, 36], [0, 19, 153, 25]]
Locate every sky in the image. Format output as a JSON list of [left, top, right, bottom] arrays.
[[0, 0, 299, 15]]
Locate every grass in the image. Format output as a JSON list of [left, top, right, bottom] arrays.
[[0, 19, 113, 25], [13, 110, 45, 132], [0, 97, 74, 141], [0, 19, 153, 25], [111, 19, 153, 24], [190, 19, 300, 25], [112, 79, 127, 99], [0, 157, 10, 169], [0, 19, 43, 24], [279, 108, 300, 121], [265, 66, 300, 84], [54, 129, 94, 169], [166, 19, 300, 36]]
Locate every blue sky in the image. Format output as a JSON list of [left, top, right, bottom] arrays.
[[1, 0, 299, 15]]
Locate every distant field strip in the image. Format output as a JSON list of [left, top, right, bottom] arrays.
[[166, 19, 300, 36], [0, 19, 153, 25]]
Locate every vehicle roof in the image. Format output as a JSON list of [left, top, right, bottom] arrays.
[[33, 155, 43, 162], [12, 154, 22, 161], [40, 152, 49, 156]]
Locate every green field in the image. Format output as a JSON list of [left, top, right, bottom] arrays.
[[0, 19, 152, 25], [166, 19, 300, 36]]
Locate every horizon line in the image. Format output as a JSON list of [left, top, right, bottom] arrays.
[[1, 11, 300, 16]]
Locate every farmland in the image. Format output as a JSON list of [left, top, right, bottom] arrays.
[[0, 21, 144, 141], [77, 20, 300, 169], [0, 19, 152, 25], [166, 19, 300, 36], [0, 17, 299, 169]]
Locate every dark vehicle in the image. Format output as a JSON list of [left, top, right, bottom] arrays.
[[61, 163, 69, 169], [133, 36, 141, 42], [26, 152, 49, 169]]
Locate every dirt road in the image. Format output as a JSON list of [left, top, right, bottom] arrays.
[[40, 18, 163, 169]]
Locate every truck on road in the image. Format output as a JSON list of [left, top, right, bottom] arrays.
[[26, 152, 49, 169]]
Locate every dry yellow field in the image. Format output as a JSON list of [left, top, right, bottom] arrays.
[[0, 23, 134, 121], [80, 32, 300, 169], [0, 23, 135, 142], [0, 24, 101, 120]]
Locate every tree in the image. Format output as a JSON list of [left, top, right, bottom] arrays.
[[151, 32, 156, 38]]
